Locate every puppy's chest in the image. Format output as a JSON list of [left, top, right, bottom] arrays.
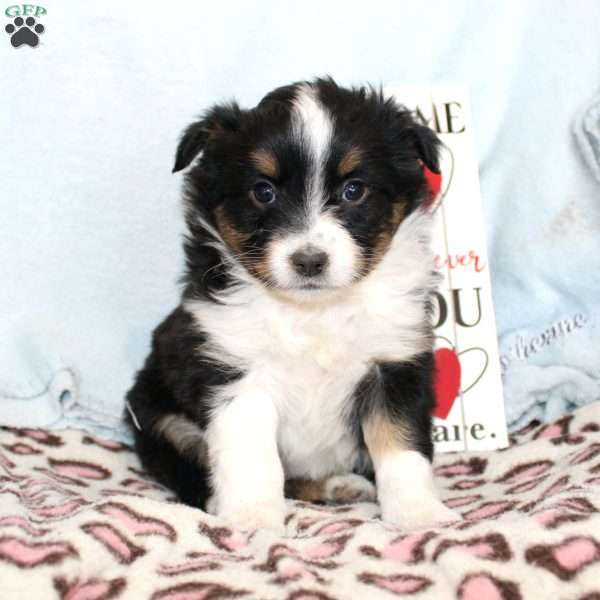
[[193, 287, 425, 477], [265, 315, 368, 478], [240, 309, 362, 475], [246, 292, 415, 371]]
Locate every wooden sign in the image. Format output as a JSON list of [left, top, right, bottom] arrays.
[[387, 85, 509, 452]]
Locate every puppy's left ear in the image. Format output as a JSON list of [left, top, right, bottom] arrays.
[[408, 124, 441, 174], [172, 103, 243, 173]]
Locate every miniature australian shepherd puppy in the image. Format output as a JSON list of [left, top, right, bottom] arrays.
[[126, 77, 459, 533]]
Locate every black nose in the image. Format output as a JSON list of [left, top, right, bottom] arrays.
[[290, 249, 329, 277]]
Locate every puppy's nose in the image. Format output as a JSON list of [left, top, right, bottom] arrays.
[[290, 248, 329, 277]]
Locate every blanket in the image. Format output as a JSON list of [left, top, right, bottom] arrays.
[[1, 403, 600, 599]]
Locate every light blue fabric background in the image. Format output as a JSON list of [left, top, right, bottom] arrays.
[[2, 0, 599, 440]]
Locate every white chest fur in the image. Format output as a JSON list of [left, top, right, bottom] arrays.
[[185, 212, 434, 479]]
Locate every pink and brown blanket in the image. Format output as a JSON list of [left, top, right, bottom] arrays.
[[1, 403, 600, 599]]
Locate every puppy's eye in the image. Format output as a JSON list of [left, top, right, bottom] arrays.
[[341, 180, 366, 203], [252, 181, 276, 205]]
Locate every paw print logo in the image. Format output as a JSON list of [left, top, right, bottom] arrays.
[[5, 16, 45, 48]]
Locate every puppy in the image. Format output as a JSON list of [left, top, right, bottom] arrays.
[[125, 78, 458, 532]]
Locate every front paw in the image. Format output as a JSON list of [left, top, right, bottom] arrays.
[[381, 497, 461, 530], [220, 499, 286, 535]]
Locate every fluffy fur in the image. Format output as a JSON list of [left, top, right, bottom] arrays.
[[126, 77, 458, 532]]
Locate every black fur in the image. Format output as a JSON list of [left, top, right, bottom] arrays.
[[126, 307, 241, 506], [351, 353, 436, 468], [125, 77, 441, 511]]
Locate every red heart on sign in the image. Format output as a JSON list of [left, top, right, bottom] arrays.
[[432, 348, 461, 420], [421, 164, 442, 208]]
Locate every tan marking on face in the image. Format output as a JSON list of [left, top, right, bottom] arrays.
[[363, 411, 412, 460], [338, 146, 363, 177], [214, 205, 249, 254], [376, 202, 405, 252], [215, 204, 275, 285], [250, 149, 279, 178], [154, 414, 208, 464], [360, 202, 406, 275], [246, 257, 274, 285], [242, 241, 276, 286]]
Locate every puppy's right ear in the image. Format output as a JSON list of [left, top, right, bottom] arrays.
[[172, 102, 243, 173]]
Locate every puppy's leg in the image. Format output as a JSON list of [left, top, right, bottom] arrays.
[[361, 361, 459, 530], [126, 374, 212, 509], [285, 474, 376, 504], [206, 389, 285, 533]]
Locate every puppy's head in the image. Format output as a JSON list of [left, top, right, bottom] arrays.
[[175, 78, 440, 301]]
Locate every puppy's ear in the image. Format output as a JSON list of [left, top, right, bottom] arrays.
[[172, 102, 243, 173], [407, 124, 441, 174]]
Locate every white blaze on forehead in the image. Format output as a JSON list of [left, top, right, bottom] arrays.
[[270, 86, 356, 294], [292, 85, 334, 219]]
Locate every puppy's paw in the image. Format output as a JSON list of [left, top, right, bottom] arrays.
[[221, 500, 286, 535], [325, 474, 377, 504], [382, 497, 461, 531]]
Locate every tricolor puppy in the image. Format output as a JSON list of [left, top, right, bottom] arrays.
[[126, 78, 459, 532]]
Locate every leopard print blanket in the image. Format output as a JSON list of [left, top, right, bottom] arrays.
[[1, 403, 600, 599]]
